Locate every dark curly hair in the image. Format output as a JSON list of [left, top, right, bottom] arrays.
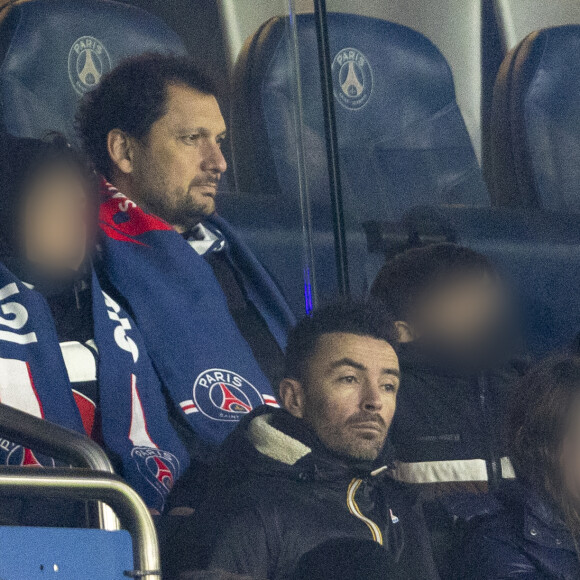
[[75, 52, 216, 179], [284, 300, 398, 381]]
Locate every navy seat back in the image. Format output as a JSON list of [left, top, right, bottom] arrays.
[[231, 13, 488, 223], [0, 0, 186, 141], [491, 25, 580, 211]]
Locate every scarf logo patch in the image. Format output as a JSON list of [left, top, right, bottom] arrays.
[[131, 447, 181, 503], [0, 439, 54, 467], [189, 368, 264, 422]]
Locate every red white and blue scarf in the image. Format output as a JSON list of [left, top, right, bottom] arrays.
[[0, 262, 190, 512], [97, 179, 295, 451]]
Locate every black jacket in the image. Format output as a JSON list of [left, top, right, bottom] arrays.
[[459, 481, 580, 579], [390, 342, 523, 493], [164, 406, 439, 580]]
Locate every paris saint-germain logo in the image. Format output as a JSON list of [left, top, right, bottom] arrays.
[[0, 438, 55, 467], [68, 36, 112, 95], [131, 446, 180, 502], [331, 47, 373, 110], [192, 368, 264, 422]]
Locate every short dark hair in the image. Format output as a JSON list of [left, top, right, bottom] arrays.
[[76, 52, 217, 178], [284, 301, 398, 381], [508, 354, 580, 547], [370, 243, 496, 321]]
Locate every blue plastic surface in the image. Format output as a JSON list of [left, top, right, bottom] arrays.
[[0, 527, 133, 579]]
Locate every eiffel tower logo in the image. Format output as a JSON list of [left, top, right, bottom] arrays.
[[68, 36, 112, 95], [341, 61, 364, 98], [218, 383, 252, 413], [332, 47, 374, 110], [78, 48, 102, 87]]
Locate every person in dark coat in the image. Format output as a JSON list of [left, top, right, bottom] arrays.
[[370, 244, 524, 497], [460, 354, 580, 579], [163, 301, 439, 580]]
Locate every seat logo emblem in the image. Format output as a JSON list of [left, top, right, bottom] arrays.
[[192, 368, 264, 422], [332, 48, 373, 110], [68, 36, 112, 95]]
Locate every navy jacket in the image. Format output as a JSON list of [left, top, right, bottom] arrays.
[[460, 481, 580, 579], [163, 406, 439, 580], [390, 342, 524, 493]]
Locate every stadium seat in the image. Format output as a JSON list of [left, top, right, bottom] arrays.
[[0, 0, 187, 141], [490, 25, 580, 211], [231, 12, 488, 222], [224, 12, 488, 310]]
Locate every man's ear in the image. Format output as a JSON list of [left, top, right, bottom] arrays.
[[395, 321, 415, 343], [107, 129, 136, 175], [278, 378, 306, 419]]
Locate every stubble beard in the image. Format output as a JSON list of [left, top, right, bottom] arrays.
[[312, 419, 388, 462], [139, 184, 215, 231]]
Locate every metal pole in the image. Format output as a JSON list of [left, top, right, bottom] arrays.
[[288, 0, 318, 313], [312, 0, 350, 296]]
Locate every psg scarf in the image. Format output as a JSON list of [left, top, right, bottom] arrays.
[[0, 262, 190, 512], [98, 179, 295, 449]]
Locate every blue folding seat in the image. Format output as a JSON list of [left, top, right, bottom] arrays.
[[490, 25, 580, 211], [0, 0, 186, 141], [231, 13, 488, 222]]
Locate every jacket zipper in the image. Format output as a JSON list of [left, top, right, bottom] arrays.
[[478, 372, 501, 491], [346, 478, 383, 545]]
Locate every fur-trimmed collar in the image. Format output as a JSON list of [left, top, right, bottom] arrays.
[[248, 413, 312, 465]]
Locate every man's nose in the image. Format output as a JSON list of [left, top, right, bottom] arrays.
[[361, 381, 384, 411], [201, 142, 227, 175]]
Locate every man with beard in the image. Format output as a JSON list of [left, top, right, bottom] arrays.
[[76, 54, 295, 493], [164, 301, 439, 580]]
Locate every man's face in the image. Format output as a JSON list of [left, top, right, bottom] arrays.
[[128, 83, 227, 232], [299, 333, 400, 462]]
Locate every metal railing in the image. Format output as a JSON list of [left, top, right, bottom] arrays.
[[0, 467, 161, 579], [0, 401, 119, 529], [0, 402, 114, 473], [0, 402, 161, 576]]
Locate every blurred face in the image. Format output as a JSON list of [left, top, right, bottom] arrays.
[[560, 396, 580, 503], [406, 272, 508, 352], [128, 83, 227, 232], [292, 333, 400, 461], [22, 166, 89, 273]]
